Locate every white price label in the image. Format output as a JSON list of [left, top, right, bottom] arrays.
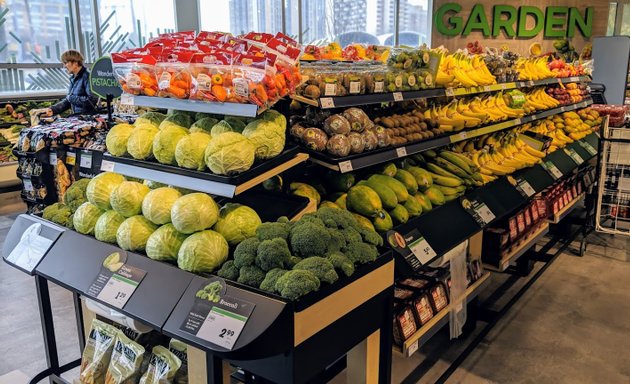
[[544, 162, 563, 179], [407, 340, 419, 357], [518, 180, 536, 197], [501, 83, 507, 90], [393, 92, 403, 102], [196, 306, 248, 350], [96, 273, 139, 309], [483, 85, 491, 92], [80, 151, 93, 168], [514, 118, 522, 125], [320, 97, 335, 108], [100, 160, 115, 172], [374, 81, 384, 93], [457, 132, 467, 141], [565, 148, 584, 164], [445, 88, 455, 97], [580, 141, 597, 155], [569, 77, 579, 82], [560, 106, 566, 112], [49, 152, 57, 164], [528, 81, 535, 87], [338, 160, 353, 173], [396, 147, 407, 157], [23, 179, 34, 192], [409, 236, 437, 265], [324, 83, 337, 96], [475, 203, 496, 224], [120, 93, 134, 105], [66, 151, 76, 166]]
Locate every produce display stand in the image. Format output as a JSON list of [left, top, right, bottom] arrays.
[[484, 223, 550, 272]]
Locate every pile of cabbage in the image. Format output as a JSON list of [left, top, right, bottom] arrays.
[[72, 172, 262, 273], [105, 110, 286, 175]]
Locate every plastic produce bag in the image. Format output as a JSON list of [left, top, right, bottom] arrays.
[[104, 330, 145, 384], [139, 346, 182, 384], [445, 240, 468, 339]]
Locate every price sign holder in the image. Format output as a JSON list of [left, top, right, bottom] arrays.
[[564, 148, 584, 165], [579, 140, 598, 156], [541, 161, 563, 180], [460, 197, 496, 226], [387, 229, 437, 272], [338, 160, 353, 173], [516, 177, 536, 197], [80, 150, 93, 169], [87, 251, 146, 309]]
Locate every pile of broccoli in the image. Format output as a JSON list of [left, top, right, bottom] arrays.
[[62, 178, 90, 212], [42, 203, 74, 228], [217, 207, 384, 301]]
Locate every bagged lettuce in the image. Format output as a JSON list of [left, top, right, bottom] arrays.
[[79, 319, 118, 384]]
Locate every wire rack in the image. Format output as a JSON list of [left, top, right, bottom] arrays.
[[595, 118, 630, 236]]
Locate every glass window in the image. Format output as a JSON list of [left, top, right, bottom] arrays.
[[199, 0, 284, 36], [393, 0, 430, 46]]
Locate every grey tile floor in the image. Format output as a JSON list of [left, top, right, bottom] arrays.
[[1, 213, 628, 383]]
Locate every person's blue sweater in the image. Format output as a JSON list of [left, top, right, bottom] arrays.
[[51, 67, 98, 115]]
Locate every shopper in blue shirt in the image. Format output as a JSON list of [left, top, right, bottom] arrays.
[[45, 50, 98, 116]]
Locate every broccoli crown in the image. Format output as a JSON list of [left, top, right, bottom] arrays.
[[68, 197, 87, 213], [294, 213, 325, 228], [341, 228, 363, 246], [326, 251, 355, 277], [237, 265, 266, 288], [345, 242, 379, 265], [233, 237, 260, 268], [256, 238, 291, 271], [289, 222, 331, 257], [217, 260, 239, 281], [327, 228, 346, 253], [63, 178, 89, 205], [42, 203, 62, 221], [286, 255, 303, 268], [359, 227, 383, 247], [316, 207, 357, 230], [259, 268, 288, 293], [293, 256, 339, 284], [256, 222, 290, 242], [277, 216, 290, 224], [275, 269, 320, 300]]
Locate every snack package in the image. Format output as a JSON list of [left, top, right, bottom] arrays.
[[79, 319, 118, 384], [156, 50, 196, 99], [169, 339, 188, 384], [189, 50, 235, 103], [105, 330, 145, 384], [111, 49, 160, 96], [139, 346, 182, 384]]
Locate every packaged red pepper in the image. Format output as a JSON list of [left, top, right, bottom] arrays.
[[190, 50, 239, 103], [265, 38, 302, 94], [111, 48, 161, 96], [156, 49, 196, 99]]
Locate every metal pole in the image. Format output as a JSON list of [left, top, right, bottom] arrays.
[[70, 0, 85, 54], [91, 0, 103, 57], [394, 0, 400, 46], [281, 0, 287, 35], [35, 275, 60, 384], [297, 0, 303, 44]]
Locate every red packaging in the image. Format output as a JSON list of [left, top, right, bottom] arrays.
[[530, 203, 540, 222], [524, 208, 532, 228], [428, 283, 449, 313], [509, 217, 519, 243], [536, 199, 547, 219], [189, 50, 237, 103], [242, 32, 274, 48], [156, 49, 196, 99], [232, 53, 276, 107], [111, 48, 160, 96], [516, 212, 526, 235], [412, 294, 434, 326], [394, 306, 417, 344]]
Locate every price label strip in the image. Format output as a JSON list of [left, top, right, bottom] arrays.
[[100, 160, 115, 172], [49, 152, 57, 164], [396, 147, 407, 157], [5, 223, 53, 273], [338, 160, 353, 173], [87, 252, 146, 309], [386, 229, 437, 271], [181, 280, 255, 350], [541, 161, 563, 180], [578, 141, 597, 156], [393, 92, 403, 102], [461, 197, 496, 226], [80, 150, 93, 168], [319, 97, 335, 108], [564, 148, 584, 165]]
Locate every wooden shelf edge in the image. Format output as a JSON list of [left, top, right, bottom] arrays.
[[548, 193, 585, 224], [234, 153, 309, 195], [484, 222, 550, 272]]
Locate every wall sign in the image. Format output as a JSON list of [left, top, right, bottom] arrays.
[[435, 3, 593, 38], [90, 56, 123, 99]]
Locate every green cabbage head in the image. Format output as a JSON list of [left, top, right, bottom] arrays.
[[127, 123, 159, 160], [204, 132, 255, 175], [116, 215, 158, 252], [110, 181, 150, 217], [210, 120, 235, 136], [190, 117, 218, 134], [153, 125, 189, 165], [146, 223, 188, 261], [73, 202, 104, 235], [175, 132, 212, 171], [86, 172, 126, 210], [242, 120, 285, 160], [94, 210, 126, 243], [142, 187, 182, 225], [171, 193, 219, 234], [177, 230, 228, 272], [106, 123, 134, 156], [260, 109, 287, 130], [213, 203, 262, 246], [135, 111, 166, 127]]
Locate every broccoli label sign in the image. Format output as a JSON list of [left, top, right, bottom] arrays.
[[180, 278, 255, 350], [90, 56, 122, 99], [435, 4, 593, 38]]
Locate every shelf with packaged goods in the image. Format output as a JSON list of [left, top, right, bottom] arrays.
[[119, 94, 261, 117], [394, 272, 490, 357], [548, 193, 586, 224], [307, 99, 593, 174], [484, 222, 550, 273], [100, 147, 308, 198]]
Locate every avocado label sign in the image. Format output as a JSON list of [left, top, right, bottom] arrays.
[[90, 56, 122, 99], [435, 4, 593, 39]]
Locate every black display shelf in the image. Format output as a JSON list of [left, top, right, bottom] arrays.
[[120, 94, 261, 117], [219, 190, 310, 223], [66, 147, 105, 176], [12, 147, 50, 164], [101, 146, 308, 198]]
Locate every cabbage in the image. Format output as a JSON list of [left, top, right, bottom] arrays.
[[242, 120, 285, 160], [152, 125, 189, 165], [94, 210, 126, 243], [213, 203, 262, 246], [260, 110, 287, 130], [177, 230, 228, 272], [171, 193, 219, 234], [194, 112, 219, 121], [116, 215, 157, 252], [204, 132, 255, 175], [127, 123, 159, 160], [135, 111, 167, 127], [160, 114, 192, 129], [224, 117, 247, 132], [190, 117, 218, 134], [73, 202, 104, 235], [175, 132, 212, 171], [146, 224, 188, 261], [110, 181, 149, 217], [142, 187, 182, 225], [210, 120, 234, 136], [86, 172, 126, 210], [106, 123, 134, 157]]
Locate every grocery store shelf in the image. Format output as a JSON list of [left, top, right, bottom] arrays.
[[0, 91, 65, 102], [102, 149, 308, 198], [395, 272, 491, 357], [119, 94, 260, 117], [548, 194, 585, 224], [484, 222, 550, 272]]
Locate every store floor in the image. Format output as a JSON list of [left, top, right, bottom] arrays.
[[1, 213, 629, 384]]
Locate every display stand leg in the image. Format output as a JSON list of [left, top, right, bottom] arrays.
[[347, 330, 380, 384], [80, 299, 96, 341], [205, 354, 231, 384], [34, 275, 60, 384], [73, 293, 85, 351]]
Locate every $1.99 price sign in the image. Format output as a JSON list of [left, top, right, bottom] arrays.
[[87, 252, 146, 309]]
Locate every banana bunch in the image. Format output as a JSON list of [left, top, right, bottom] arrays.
[[524, 88, 561, 111], [515, 57, 556, 80], [435, 52, 496, 88], [422, 149, 484, 200], [424, 99, 489, 132]]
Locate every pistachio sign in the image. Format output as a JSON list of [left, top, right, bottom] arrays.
[[435, 4, 593, 38], [90, 56, 123, 99]]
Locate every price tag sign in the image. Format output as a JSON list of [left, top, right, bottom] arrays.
[[5, 223, 53, 273], [579, 141, 597, 156], [393, 92, 403, 102], [23, 179, 34, 192], [542, 161, 563, 180], [445, 88, 455, 97], [66, 151, 76, 166], [514, 118, 522, 126], [100, 160, 115, 172], [501, 83, 507, 90], [387, 229, 437, 271], [120, 93, 134, 105], [180, 279, 255, 350], [407, 340, 419, 357], [483, 85, 491, 92], [461, 197, 495, 226], [87, 251, 146, 309], [396, 147, 407, 157], [528, 81, 535, 87], [80, 150, 93, 168], [560, 106, 567, 112], [518, 179, 536, 197], [475, 202, 496, 224], [49, 152, 57, 164], [569, 76, 579, 82], [338, 160, 353, 173], [565, 148, 584, 164], [408, 236, 437, 264], [457, 132, 467, 141], [319, 97, 335, 108]]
